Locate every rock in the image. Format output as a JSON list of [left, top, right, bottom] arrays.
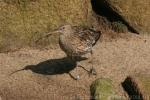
[[103, 0, 150, 34], [90, 78, 125, 100], [122, 74, 150, 100], [0, 0, 96, 52]]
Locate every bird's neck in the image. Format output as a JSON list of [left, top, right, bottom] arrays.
[[62, 30, 72, 37]]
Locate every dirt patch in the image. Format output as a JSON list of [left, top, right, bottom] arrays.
[[0, 32, 150, 100]]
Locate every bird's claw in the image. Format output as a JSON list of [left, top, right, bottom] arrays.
[[89, 68, 97, 76], [69, 72, 80, 80], [75, 75, 80, 80]]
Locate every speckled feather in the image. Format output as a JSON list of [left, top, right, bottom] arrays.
[[58, 25, 101, 57]]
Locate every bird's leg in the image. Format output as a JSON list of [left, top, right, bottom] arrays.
[[68, 72, 80, 80], [77, 64, 90, 73], [89, 50, 97, 75], [69, 55, 80, 80]]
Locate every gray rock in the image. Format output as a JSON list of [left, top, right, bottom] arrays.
[[104, 0, 150, 34], [0, 0, 96, 52]]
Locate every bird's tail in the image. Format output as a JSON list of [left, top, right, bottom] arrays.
[[89, 29, 101, 46], [94, 30, 101, 43]]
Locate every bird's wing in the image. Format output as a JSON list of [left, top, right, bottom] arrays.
[[73, 26, 101, 46], [68, 34, 92, 55], [86, 28, 101, 46]]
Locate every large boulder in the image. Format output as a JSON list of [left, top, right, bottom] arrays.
[[104, 0, 150, 34], [90, 78, 125, 100], [122, 75, 150, 100], [0, 0, 96, 52]]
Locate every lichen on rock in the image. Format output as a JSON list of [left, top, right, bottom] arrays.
[[90, 78, 125, 100], [0, 0, 96, 52]]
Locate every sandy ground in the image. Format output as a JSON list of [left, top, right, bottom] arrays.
[[0, 32, 150, 100]]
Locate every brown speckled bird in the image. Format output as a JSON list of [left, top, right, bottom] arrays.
[[37, 24, 101, 80]]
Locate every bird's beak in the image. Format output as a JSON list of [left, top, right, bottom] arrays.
[[35, 28, 61, 43], [52, 30, 60, 33], [51, 28, 61, 33]]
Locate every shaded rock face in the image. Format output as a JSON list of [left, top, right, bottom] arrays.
[[0, 0, 96, 52], [122, 75, 150, 100], [104, 0, 150, 34]]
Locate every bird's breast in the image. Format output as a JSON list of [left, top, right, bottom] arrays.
[[59, 35, 73, 56]]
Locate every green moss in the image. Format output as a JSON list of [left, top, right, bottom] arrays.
[[90, 78, 118, 100], [111, 21, 128, 33]]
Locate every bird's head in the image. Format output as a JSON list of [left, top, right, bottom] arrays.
[[53, 24, 72, 34]]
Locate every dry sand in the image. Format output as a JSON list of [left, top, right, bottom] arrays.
[[0, 32, 150, 100]]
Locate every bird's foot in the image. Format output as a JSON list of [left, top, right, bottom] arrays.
[[69, 72, 80, 80], [89, 68, 97, 76], [75, 75, 80, 80]]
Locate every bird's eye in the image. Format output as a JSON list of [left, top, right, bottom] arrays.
[[60, 26, 65, 30]]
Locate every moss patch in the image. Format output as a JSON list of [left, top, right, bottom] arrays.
[[90, 78, 123, 100], [111, 21, 128, 33]]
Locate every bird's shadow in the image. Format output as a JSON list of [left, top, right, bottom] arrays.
[[10, 57, 87, 76]]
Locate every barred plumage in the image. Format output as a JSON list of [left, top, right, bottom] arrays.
[[55, 25, 101, 80], [57, 25, 101, 58]]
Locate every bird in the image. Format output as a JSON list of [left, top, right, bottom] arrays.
[[36, 24, 101, 80]]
